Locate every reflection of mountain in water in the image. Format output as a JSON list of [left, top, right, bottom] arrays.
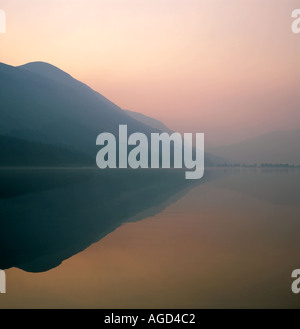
[[0, 169, 213, 273]]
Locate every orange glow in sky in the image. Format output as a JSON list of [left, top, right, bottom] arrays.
[[0, 0, 299, 145]]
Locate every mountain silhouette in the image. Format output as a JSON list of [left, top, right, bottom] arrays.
[[0, 61, 218, 167], [0, 135, 93, 167], [0, 62, 159, 157], [125, 109, 173, 134]]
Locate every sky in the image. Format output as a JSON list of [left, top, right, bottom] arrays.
[[0, 0, 299, 146]]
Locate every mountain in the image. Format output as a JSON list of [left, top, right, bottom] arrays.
[[0, 62, 158, 156], [124, 110, 225, 165], [0, 61, 219, 167], [210, 129, 300, 165], [125, 109, 173, 133], [0, 135, 93, 167]]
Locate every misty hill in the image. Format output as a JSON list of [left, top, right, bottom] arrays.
[[0, 62, 157, 156], [125, 109, 224, 165], [19, 62, 123, 113], [125, 109, 173, 133], [0, 61, 219, 167], [210, 129, 300, 165]]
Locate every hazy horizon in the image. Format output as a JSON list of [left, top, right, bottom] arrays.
[[1, 0, 299, 146]]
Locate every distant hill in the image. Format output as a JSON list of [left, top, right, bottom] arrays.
[[125, 110, 172, 133], [210, 129, 300, 165], [125, 109, 224, 166]]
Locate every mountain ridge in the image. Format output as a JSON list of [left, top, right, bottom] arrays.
[[210, 129, 300, 165], [0, 61, 218, 167]]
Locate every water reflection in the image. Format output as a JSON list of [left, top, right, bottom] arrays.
[[0, 169, 210, 273], [213, 168, 300, 206], [0, 168, 300, 308]]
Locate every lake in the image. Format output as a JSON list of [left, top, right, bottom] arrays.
[[0, 168, 300, 308]]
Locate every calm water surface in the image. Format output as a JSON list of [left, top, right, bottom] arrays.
[[0, 168, 300, 308]]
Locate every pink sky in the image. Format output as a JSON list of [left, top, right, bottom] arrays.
[[1, 0, 299, 146]]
